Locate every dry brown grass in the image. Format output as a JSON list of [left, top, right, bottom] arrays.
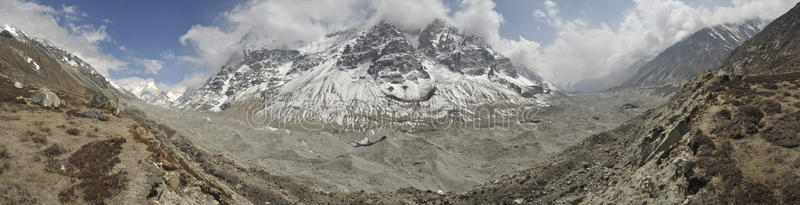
[[761, 111, 800, 148], [65, 128, 80, 136], [59, 138, 128, 205], [41, 144, 67, 158], [0, 145, 8, 175]]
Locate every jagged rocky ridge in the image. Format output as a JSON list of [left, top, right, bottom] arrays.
[[723, 3, 800, 75], [0, 25, 117, 97], [622, 19, 768, 88], [178, 20, 555, 130]]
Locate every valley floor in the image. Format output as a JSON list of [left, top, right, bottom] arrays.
[[5, 70, 799, 204], [1, 72, 676, 204], [124, 88, 667, 193]]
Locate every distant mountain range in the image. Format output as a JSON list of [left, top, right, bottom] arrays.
[[621, 19, 769, 88], [114, 78, 184, 107]]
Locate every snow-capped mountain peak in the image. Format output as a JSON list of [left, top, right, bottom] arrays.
[[114, 78, 184, 107], [177, 20, 556, 130], [622, 19, 769, 88]]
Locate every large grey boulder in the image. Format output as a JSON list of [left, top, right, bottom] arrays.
[[75, 108, 108, 121], [30, 88, 61, 108], [90, 89, 120, 113]]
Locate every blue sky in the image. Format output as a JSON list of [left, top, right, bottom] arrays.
[[36, 0, 241, 84], [4, 0, 797, 92], [495, 0, 633, 42], [32, 0, 646, 85], [35, 0, 594, 85]]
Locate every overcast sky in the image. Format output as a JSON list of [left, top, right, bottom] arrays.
[[1, 0, 798, 92]]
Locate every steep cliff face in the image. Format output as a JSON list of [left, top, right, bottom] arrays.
[[177, 20, 556, 130], [622, 19, 768, 88], [722, 3, 800, 75], [0, 25, 116, 97]]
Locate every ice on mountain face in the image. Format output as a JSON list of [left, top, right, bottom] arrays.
[[62, 55, 79, 67], [32, 61, 39, 71], [2, 24, 19, 38], [707, 19, 769, 51], [114, 77, 185, 107], [25, 57, 39, 71], [179, 20, 556, 130]]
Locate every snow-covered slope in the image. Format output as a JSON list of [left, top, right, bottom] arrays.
[[114, 78, 184, 107], [178, 20, 556, 130], [622, 19, 768, 88]]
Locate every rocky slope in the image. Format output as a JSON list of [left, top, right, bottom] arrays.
[[0, 25, 117, 97], [622, 19, 768, 88], [178, 20, 556, 131], [430, 70, 800, 204], [0, 26, 252, 204], [4, 3, 800, 204], [408, 3, 800, 204], [723, 3, 800, 75]]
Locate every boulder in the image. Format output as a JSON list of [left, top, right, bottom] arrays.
[[622, 103, 639, 110], [75, 109, 108, 121], [352, 136, 388, 147], [90, 89, 119, 113], [30, 88, 61, 108]]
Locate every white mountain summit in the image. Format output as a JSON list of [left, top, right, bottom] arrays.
[[177, 20, 557, 130]]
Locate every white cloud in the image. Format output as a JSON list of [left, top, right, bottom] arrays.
[[114, 77, 185, 104], [544, 0, 558, 17], [510, 0, 799, 90], [179, 0, 456, 72], [370, 0, 449, 31], [175, 71, 215, 90], [451, 0, 503, 43], [135, 58, 164, 74], [0, 0, 125, 77], [67, 23, 110, 43], [61, 5, 77, 14], [180, 0, 369, 69], [159, 50, 176, 60], [176, 0, 799, 91]]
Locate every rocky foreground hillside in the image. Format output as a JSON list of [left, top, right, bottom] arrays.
[[125, 3, 800, 203], [419, 3, 800, 204], [0, 25, 252, 204], [2, 3, 800, 205]]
